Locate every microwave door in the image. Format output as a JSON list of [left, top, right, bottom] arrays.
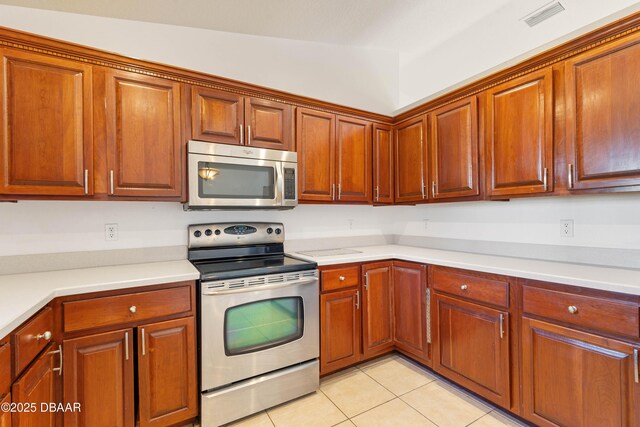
[[189, 154, 280, 208]]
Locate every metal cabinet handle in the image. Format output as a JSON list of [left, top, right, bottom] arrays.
[[355, 290, 360, 310], [49, 344, 62, 376], [239, 124, 244, 144], [332, 184, 335, 200], [125, 332, 129, 361], [543, 167, 548, 191], [338, 183, 341, 200], [84, 169, 89, 195], [460, 284, 468, 291], [634, 349, 639, 383], [375, 186, 380, 201], [421, 179, 426, 199], [364, 272, 369, 291], [339, 276, 345, 281], [141, 328, 146, 356], [247, 125, 252, 145], [568, 164, 574, 189], [499, 313, 505, 339], [129, 305, 137, 314], [426, 288, 432, 344], [110, 170, 115, 195], [35, 331, 52, 341], [432, 181, 436, 197], [567, 305, 578, 314]]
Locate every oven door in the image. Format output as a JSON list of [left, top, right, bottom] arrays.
[[188, 153, 283, 208], [200, 271, 319, 391]]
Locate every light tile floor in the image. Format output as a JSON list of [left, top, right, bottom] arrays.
[[226, 354, 529, 427]]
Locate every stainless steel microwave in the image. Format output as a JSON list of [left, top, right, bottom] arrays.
[[185, 140, 297, 210]]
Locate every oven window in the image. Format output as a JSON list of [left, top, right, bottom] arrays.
[[224, 297, 304, 356], [198, 161, 275, 199]]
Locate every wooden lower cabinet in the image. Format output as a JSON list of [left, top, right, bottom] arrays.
[[432, 294, 510, 407], [393, 261, 429, 363], [522, 317, 639, 427], [362, 262, 394, 358], [138, 317, 197, 427], [0, 393, 10, 427], [320, 289, 361, 374], [11, 343, 60, 427], [63, 329, 134, 427]]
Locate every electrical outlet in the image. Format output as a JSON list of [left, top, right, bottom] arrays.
[[560, 219, 574, 237], [105, 223, 118, 241], [348, 219, 354, 230], [423, 219, 429, 230]]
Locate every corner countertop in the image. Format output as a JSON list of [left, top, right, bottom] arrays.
[[0, 260, 199, 339], [292, 244, 640, 296]]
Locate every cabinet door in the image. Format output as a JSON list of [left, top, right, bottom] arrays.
[[393, 261, 429, 363], [395, 115, 428, 203], [297, 108, 335, 202], [0, 49, 93, 196], [105, 70, 182, 197], [245, 97, 293, 150], [522, 317, 639, 427], [486, 68, 553, 197], [336, 116, 372, 203], [0, 393, 9, 427], [12, 343, 60, 427], [190, 86, 243, 145], [373, 124, 394, 204], [320, 289, 361, 374], [63, 329, 134, 427], [430, 96, 480, 200], [565, 34, 640, 191], [433, 294, 510, 407], [362, 262, 394, 358], [138, 317, 197, 427]]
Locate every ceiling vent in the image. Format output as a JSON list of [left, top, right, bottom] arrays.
[[521, 1, 565, 27]]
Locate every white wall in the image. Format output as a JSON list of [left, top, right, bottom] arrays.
[[398, 0, 640, 110], [394, 194, 640, 250], [0, 5, 399, 115]]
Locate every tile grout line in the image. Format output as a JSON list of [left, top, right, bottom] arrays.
[[317, 388, 351, 425]]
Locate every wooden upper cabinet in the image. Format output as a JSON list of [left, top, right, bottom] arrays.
[[64, 329, 134, 427], [565, 34, 640, 191], [0, 49, 93, 196], [522, 317, 639, 427], [105, 70, 182, 198], [429, 96, 480, 200], [190, 86, 242, 145], [138, 317, 197, 427], [373, 124, 394, 204], [245, 97, 293, 150], [395, 115, 428, 203], [485, 68, 554, 197], [297, 108, 335, 202], [336, 116, 372, 202], [393, 261, 429, 363], [362, 262, 394, 358]]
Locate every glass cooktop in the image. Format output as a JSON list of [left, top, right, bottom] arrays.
[[193, 254, 316, 282]]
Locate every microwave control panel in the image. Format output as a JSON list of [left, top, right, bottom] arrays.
[[283, 168, 296, 200]]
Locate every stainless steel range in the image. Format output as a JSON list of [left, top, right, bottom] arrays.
[[188, 222, 319, 427]]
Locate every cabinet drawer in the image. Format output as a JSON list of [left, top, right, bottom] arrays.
[[0, 342, 10, 396], [63, 285, 192, 333], [13, 307, 54, 375], [432, 267, 509, 308], [321, 265, 360, 292], [523, 286, 639, 339]]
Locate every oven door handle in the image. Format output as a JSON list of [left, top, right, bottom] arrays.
[[202, 276, 318, 296]]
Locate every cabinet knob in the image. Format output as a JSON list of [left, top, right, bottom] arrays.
[[36, 331, 52, 341], [460, 284, 468, 291], [339, 276, 345, 281], [129, 305, 137, 314], [567, 305, 578, 314]]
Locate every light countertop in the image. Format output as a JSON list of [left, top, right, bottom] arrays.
[[292, 244, 640, 296], [0, 260, 199, 338]]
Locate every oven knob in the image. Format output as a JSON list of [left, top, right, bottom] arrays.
[[266, 227, 273, 234], [194, 230, 202, 238], [275, 228, 282, 235], [214, 229, 221, 236], [205, 229, 212, 236]]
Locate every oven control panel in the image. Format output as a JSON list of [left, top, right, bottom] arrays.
[[188, 222, 284, 248]]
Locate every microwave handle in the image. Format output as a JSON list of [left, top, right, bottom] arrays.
[[276, 163, 285, 205]]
